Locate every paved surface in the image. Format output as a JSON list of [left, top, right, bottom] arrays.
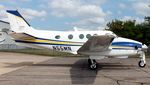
[[0, 52, 150, 85], [0, 52, 51, 75]]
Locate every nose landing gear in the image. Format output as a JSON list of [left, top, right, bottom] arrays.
[[138, 51, 146, 68]]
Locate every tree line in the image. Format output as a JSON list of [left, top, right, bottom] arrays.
[[106, 17, 150, 45]]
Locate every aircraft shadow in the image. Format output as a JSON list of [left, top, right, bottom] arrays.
[[31, 58, 98, 84], [70, 59, 97, 84]]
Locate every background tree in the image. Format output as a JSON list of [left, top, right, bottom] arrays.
[[106, 17, 150, 45]]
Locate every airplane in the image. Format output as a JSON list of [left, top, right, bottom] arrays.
[[6, 10, 148, 70]]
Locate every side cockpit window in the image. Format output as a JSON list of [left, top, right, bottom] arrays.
[[55, 35, 60, 39]]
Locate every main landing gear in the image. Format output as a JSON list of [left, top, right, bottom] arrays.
[[138, 51, 146, 68], [88, 59, 98, 70]]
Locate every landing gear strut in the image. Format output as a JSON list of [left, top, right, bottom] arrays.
[[88, 59, 98, 70], [138, 51, 146, 68]]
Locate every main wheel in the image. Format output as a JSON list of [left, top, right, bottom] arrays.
[[138, 60, 146, 68], [88, 59, 98, 70], [88, 62, 98, 70]]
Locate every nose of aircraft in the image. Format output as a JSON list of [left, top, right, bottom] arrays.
[[142, 44, 148, 50]]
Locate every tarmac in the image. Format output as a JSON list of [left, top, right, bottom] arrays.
[[0, 52, 150, 85]]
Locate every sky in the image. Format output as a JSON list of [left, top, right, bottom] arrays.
[[0, 0, 150, 31]]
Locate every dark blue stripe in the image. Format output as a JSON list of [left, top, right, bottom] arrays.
[[7, 10, 30, 26], [15, 40, 82, 46], [112, 42, 142, 48]]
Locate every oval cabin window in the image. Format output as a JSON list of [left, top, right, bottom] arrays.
[[86, 34, 91, 39], [79, 34, 84, 39], [68, 34, 73, 39]]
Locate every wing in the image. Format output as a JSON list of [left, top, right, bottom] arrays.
[[77, 35, 115, 54]]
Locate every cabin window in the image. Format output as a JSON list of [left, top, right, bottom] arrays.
[[68, 34, 73, 39], [79, 34, 84, 39], [86, 34, 91, 39], [55, 35, 60, 39]]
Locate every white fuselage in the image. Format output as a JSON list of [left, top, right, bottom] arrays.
[[13, 28, 144, 57]]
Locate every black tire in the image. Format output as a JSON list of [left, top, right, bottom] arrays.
[[88, 59, 98, 70], [138, 60, 146, 68], [89, 63, 98, 70], [93, 59, 96, 63]]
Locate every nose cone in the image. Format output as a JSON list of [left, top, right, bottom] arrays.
[[142, 44, 148, 50]]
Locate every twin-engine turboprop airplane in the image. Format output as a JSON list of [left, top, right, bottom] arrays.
[[6, 10, 148, 70]]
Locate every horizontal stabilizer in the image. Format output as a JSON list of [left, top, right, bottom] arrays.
[[10, 33, 35, 40]]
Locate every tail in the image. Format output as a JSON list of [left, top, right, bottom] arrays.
[[6, 10, 33, 33]]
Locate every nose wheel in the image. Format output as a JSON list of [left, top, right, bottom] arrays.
[[138, 60, 146, 68], [88, 59, 98, 70], [138, 51, 146, 68]]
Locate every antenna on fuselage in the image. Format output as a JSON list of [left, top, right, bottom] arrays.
[[73, 27, 78, 31]]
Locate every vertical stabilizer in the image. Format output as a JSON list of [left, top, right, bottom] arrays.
[[6, 10, 31, 33]]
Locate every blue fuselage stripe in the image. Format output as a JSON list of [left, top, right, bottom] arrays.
[[111, 42, 142, 48]]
